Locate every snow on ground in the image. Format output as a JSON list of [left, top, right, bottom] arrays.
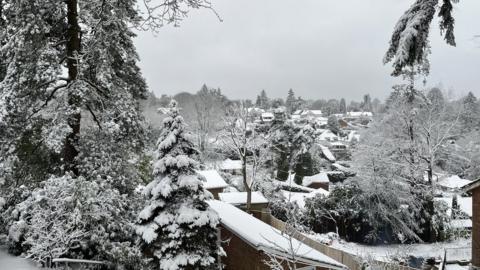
[[0, 247, 41, 270], [330, 237, 471, 262]]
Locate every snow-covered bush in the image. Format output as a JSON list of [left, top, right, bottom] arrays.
[[137, 100, 223, 270], [304, 180, 423, 245], [9, 175, 145, 269]]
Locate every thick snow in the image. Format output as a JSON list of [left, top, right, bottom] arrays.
[[346, 111, 373, 117], [208, 200, 345, 269], [282, 189, 329, 208], [0, 247, 41, 270], [319, 145, 336, 162], [302, 172, 330, 187], [220, 159, 242, 171], [331, 237, 471, 263], [218, 191, 268, 205], [318, 130, 338, 141], [273, 176, 315, 193], [437, 175, 472, 190], [196, 170, 229, 189]]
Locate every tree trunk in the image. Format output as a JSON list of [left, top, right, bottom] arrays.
[[64, 0, 81, 175], [242, 156, 251, 211]]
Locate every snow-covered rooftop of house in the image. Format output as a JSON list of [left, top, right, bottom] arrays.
[[273, 175, 316, 193], [319, 145, 336, 162], [220, 159, 242, 171], [330, 142, 346, 146], [208, 200, 345, 269], [292, 110, 303, 115], [218, 191, 269, 205], [346, 111, 373, 117], [437, 175, 472, 190], [301, 110, 323, 116], [282, 189, 329, 208], [261, 112, 274, 118], [302, 172, 330, 187], [196, 170, 229, 189]]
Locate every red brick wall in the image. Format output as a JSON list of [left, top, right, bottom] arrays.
[[473, 189, 480, 268], [219, 225, 328, 270]]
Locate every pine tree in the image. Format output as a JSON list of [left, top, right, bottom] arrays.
[[259, 89, 269, 109], [460, 92, 480, 131], [137, 100, 222, 270], [286, 89, 296, 114], [339, 98, 347, 114]]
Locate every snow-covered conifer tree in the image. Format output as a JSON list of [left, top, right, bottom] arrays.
[[137, 100, 222, 270]]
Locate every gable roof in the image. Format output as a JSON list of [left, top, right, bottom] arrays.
[[302, 172, 330, 187], [462, 178, 480, 192], [196, 170, 229, 189], [437, 175, 472, 190], [208, 200, 346, 270]]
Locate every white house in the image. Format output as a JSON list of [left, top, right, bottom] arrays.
[[261, 112, 275, 122], [318, 130, 339, 142]]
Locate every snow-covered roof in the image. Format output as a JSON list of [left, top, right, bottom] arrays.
[[346, 111, 373, 117], [302, 172, 330, 187], [292, 110, 303, 115], [218, 191, 269, 205], [261, 112, 274, 118], [318, 130, 338, 141], [330, 142, 346, 146], [196, 170, 229, 189], [220, 159, 242, 171], [208, 200, 346, 269], [437, 175, 472, 190], [282, 189, 329, 208], [319, 145, 336, 162], [462, 178, 480, 192], [273, 175, 316, 193], [301, 110, 323, 116]]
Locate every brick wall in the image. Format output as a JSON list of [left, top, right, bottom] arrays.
[[473, 189, 480, 268]]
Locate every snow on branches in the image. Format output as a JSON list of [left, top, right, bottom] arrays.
[[137, 100, 222, 270], [384, 0, 458, 76]]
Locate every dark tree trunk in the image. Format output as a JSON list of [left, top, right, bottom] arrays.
[[64, 0, 81, 175]]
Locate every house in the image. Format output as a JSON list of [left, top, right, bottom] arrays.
[[301, 110, 323, 119], [461, 178, 480, 270], [345, 111, 373, 118], [317, 130, 339, 142], [208, 200, 346, 270], [261, 112, 275, 123], [315, 117, 329, 126], [319, 145, 336, 162], [220, 159, 243, 175], [302, 172, 330, 190], [196, 170, 229, 199], [218, 191, 269, 221]]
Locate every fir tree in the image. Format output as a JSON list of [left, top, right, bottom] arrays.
[[137, 100, 222, 270], [460, 92, 480, 131], [339, 98, 347, 114], [286, 89, 296, 114]]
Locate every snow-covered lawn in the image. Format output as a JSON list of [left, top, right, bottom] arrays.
[[0, 247, 41, 270], [329, 237, 471, 262]]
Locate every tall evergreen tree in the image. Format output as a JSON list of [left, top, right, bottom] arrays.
[[286, 89, 296, 114], [460, 92, 480, 131], [258, 89, 269, 109], [339, 98, 347, 114], [137, 100, 221, 270]]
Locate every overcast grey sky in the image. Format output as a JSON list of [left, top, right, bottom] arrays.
[[134, 0, 479, 101]]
